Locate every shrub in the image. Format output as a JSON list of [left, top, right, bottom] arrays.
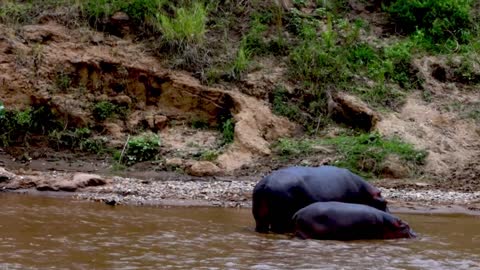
[[124, 132, 161, 165], [221, 118, 235, 144], [92, 101, 128, 121], [191, 118, 209, 129], [93, 101, 115, 121], [48, 128, 92, 150], [271, 85, 301, 121], [243, 16, 269, 55], [386, 0, 475, 43], [82, 0, 168, 32]]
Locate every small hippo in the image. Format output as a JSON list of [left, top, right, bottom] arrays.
[[252, 166, 388, 233], [292, 201, 416, 240]]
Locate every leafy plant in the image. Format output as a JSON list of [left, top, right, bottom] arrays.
[[92, 101, 128, 121], [124, 132, 161, 165], [93, 101, 115, 121], [0, 101, 4, 119], [48, 127, 89, 149], [386, 0, 475, 43], [221, 118, 235, 144]]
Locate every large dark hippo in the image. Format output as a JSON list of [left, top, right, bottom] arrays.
[[252, 166, 388, 233], [292, 201, 416, 240]]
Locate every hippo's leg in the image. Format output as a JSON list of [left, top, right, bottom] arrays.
[[253, 195, 270, 233]]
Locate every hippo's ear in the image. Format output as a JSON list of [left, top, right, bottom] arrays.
[[393, 219, 407, 228]]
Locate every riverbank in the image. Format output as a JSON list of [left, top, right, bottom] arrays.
[[2, 166, 480, 215]]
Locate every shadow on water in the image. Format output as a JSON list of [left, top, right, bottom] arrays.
[[1, 193, 479, 270]]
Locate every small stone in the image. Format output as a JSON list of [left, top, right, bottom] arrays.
[[0, 167, 16, 182], [112, 95, 132, 106], [381, 155, 410, 179], [36, 184, 58, 191], [415, 182, 430, 187], [187, 161, 221, 177], [56, 181, 78, 192], [165, 158, 184, 168], [73, 173, 107, 188], [154, 115, 168, 130], [111, 11, 130, 21]]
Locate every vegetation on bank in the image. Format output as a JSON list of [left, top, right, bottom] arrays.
[[1, 0, 479, 174], [273, 133, 427, 178]]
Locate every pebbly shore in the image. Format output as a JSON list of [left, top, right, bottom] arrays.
[[73, 175, 480, 215]]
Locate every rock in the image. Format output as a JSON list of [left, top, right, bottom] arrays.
[[111, 11, 130, 22], [165, 158, 184, 168], [154, 115, 168, 130], [187, 161, 221, 177], [36, 184, 58, 191], [112, 95, 132, 106], [381, 156, 410, 179], [328, 92, 380, 131], [21, 23, 68, 43], [311, 145, 335, 154], [104, 122, 124, 139], [127, 111, 143, 130], [145, 112, 155, 130], [55, 180, 78, 192], [274, 0, 293, 9], [0, 167, 16, 182], [415, 182, 430, 187], [108, 12, 132, 37], [72, 173, 107, 188]]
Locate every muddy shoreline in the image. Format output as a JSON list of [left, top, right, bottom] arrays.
[[1, 150, 480, 215]]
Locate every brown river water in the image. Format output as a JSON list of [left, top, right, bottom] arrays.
[[1, 193, 480, 270]]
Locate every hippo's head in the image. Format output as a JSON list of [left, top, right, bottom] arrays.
[[384, 218, 417, 239]]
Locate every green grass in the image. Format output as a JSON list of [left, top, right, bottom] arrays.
[[199, 149, 219, 161], [272, 138, 314, 157], [229, 45, 251, 80], [0, 1, 34, 25], [273, 133, 427, 178], [156, 1, 207, 47], [321, 132, 427, 178]]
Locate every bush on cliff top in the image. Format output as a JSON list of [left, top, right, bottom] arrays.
[[386, 0, 475, 44]]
